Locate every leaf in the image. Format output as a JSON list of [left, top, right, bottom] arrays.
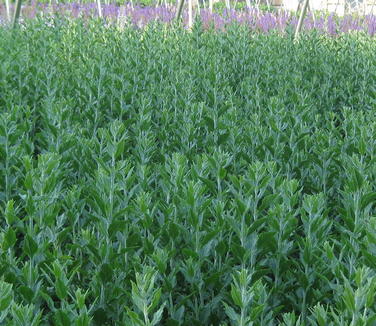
[[99, 263, 113, 283], [55, 278, 68, 301], [125, 307, 144, 326], [250, 304, 265, 321], [75, 313, 91, 326], [216, 240, 228, 256], [23, 234, 38, 258], [3, 228, 16, 251], [115, 139, 126, 159], [223, 302, 239, 323], [230, 285, 243, 308], [366, 314, 376, 326], [219, 167, 227, 180], [0, 281, 13, 312], [148, 288, 162, 313], [198, 176, 216, 194], [204, 116, 215, 131], [151, 302, 166, 326], [166, 319, 180, 326], [93, 308, 109, 325], [353, 169, 364, 191], [258, 231, 277, 252], [366, 279, 376, 308], [231, 243, 246, 261], [4, 200, 17, 225], [361, 249, 376, 269], [361, 192, 376, 210], [108, 220, 128, 238], [182, 249, 199, 260], [259, 194, 279, 211], [168, 222, 180, 239], [24, 172, 33, 191], [123, 118, 136, 129], [54, 309, 71, 326], [218, 132, 230, 145], [205, 271, 222, 286], [40, 291, 56, 311], [248, 217, 268, 234], [342, 284, 355, 314], [18, 286, 35, 303], [201, 229, 220, 247]]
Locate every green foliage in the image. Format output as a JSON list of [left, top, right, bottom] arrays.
[[213, 1, 278, 12], [125, 266, 166, 326], [213, 1, 247, 12], [0, 18, 376, 325]]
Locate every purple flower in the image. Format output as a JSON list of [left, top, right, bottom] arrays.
[[366, 14, 376, 36], [327, 13, 337, 35]]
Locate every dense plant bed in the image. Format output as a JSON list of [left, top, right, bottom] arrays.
[[0, 21, 376, 325]]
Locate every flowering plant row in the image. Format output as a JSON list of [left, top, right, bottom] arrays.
[[1, 2, 376, 35]]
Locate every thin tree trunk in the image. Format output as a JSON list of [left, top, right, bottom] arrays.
[[175, 0, 185, 21], [196, 0, 201, 15], [245, 0, 251, 10], [5, 0, 11, 22], [188, 0, 193, 28], [12, 0, 22, 28], [209, 0, 213, 12], [97, 0, 102, 17], [294, 0, 309, 41]]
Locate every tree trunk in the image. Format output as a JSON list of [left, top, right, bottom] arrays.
[[97, 0, 102, 17], [294, 0, 309, 41], [175, 0, 185, 21], [5, 0, 11, 23], [188, 0, 193, 28], [12, 0, 22, 28]]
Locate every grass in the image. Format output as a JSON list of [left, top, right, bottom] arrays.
[[0, 18, 376, 325]]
